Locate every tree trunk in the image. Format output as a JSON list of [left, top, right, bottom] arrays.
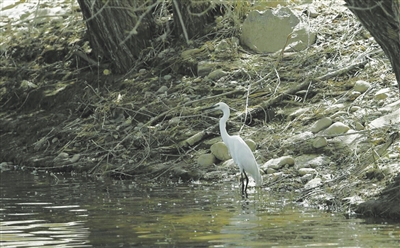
[[345, 0, 400, 91], [77, 0, 156, 74], [172, 0, 216, 41]]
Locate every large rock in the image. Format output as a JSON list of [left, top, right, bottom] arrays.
[[240, 7, 316, 53], [210, 142, 231, 161], [245, 139, 257, 151], [197, 154, 216, 167]]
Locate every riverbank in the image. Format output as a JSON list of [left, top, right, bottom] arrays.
[[1, 0, 399, 219]]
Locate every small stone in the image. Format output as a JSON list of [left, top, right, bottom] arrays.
[[353, 80, 371, 93], [70, 154, 81, 163], [354, 122, 364, 130], [310, 117, 332, 133], [52, 137, 59, 143], [34, 137, 47, 151], [349, 106, 361, 112], [375, 88, 391, 100], [208, 69, 227, 81], [139, 68, 146, 73], [210, 142, 231, 161], [157, 85, 168, 94], [295, 155, 329, 169], [298, 168, 317, 176], [301, 173, 314, 183], [197, 154, 216, 167], [215, 39, 230, 53], [270, 172, 284, 181], [322, 174, 333, 181], [20, 80, 38, 90], [54, 152, 69, 161], [323, 122, 349, 135], [265, 167, 276, 174], [221, 159, 236, 168], [163, 75, 172, 81], [313, 136, 327, 148], [304, 177, 322, 189], [348, 91, 361, 101], [304, 6, 319, 18], [168, 117, 180, 124], [261, 156, 294, 170], [197, 61, 216, 77]]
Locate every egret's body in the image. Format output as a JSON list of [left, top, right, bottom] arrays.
[[206, 102, 263, 191]]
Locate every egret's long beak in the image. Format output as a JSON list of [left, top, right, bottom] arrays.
[[201, 104, 217, 111]]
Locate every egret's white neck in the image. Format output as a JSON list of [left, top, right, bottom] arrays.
[[219, 107, 230, 143]]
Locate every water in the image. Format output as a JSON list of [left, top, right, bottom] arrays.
[[1, 171, 399, 247]]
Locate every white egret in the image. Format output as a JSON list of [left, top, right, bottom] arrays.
[[204, 102, 263, 193]]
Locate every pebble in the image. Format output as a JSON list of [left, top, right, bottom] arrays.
[[261, 156, 295, 170], [70, 154, 81, 163], [349, 106, 361, 112], [374, 88, 390, 100], [20, 80, 38, 90], [197, 61, 216, 77], [313, 136, 327, 148], [221, 159, 236, 169], [157, 85, 168, 94], [304, 6, 319, 18], [354, 121, 364, 130], [270, 172, 284, 181], [323, 122, 350, 135], [301, 173, 314, 183], [298, 168, 317, 176], [353, 80, 371, 93], [208, 69, 227, 81], [310, 117, 332, 133], [304, 177, 322, 189], [295, 155, 328, 169], [168, 117, 180, 125], [348, 91, 361, 101], [54, 152, 69, 161]]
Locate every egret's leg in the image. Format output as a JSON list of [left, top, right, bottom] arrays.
[[240, 172, 245, 193], [243, 170, 249, 192]]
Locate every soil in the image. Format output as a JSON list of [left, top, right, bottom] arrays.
[[1, 0, 400, 219]]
